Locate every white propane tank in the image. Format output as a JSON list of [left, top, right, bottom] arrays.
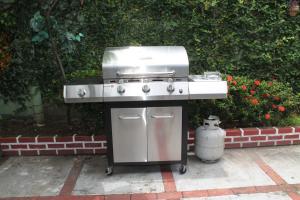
[[195, 115, 225, 163]]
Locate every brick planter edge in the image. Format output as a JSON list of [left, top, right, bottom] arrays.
[[0, 126, 299, 156]]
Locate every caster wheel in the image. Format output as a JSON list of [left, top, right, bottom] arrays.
[[179, 165, 186, 174], [105, 167, 113, 175]]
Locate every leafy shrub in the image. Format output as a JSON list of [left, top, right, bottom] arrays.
[[189, 75, 299, 128]]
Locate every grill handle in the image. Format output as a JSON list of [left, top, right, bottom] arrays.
[[118, 115, 141, 120], [116, 71, 176, 77], [151, 115, 174, 119]]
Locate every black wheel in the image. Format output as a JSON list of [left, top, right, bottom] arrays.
[[179, 165, 186, 174], [105, 166, 113, 175]]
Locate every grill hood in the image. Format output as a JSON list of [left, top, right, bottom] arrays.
[[102, 46, 189, 79]]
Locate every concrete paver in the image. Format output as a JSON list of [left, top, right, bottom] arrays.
[[73, 156, 164, 195], [253, 146, 300, 184], [0, 156, 74, 197], [172, 150, 275, 191], [183, 191, 292, 200]]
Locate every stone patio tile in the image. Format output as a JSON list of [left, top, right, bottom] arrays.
[[73, 156, 164, 195], [182, 191, 292, 200], [172, 149, 275, 191], [254, 145, 300, 184], [0, 156, 74, 197]]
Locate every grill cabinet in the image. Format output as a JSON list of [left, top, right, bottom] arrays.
[[63, 46, 227, 175]]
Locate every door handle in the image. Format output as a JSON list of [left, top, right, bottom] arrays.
[[119, 115, 141, 120], [151, 115, 174, 119]]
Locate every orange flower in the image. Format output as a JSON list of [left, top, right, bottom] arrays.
[[254, 80, 261, 86], [278, 106, 285, 112], [268, 82, 273, 86], [265, 113, 271, 120], [250, 98, 259, 106], [274, 96, 281, 101], [250, 90, 256, 95], [272, 104, 277, 109], [262, 93, 270, 98], [241, 85, 247, 91], [227, 75, 233, 82], [232, 80, 237, 86]]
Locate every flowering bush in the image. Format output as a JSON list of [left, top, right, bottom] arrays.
[[189, 75, 299, 128]]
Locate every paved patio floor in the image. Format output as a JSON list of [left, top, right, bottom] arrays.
[[0, 145, 300, 200]]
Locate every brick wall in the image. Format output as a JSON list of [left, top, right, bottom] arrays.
[[0, 126, 299, 156]]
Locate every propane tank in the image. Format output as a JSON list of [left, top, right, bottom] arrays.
[[195, 115, 225, 163]]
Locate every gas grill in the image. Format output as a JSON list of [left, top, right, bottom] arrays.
[[63, 46, 227, 175]]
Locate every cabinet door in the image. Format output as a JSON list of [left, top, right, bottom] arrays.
[[147, 106, 182, 161], [111, 108, 147, 163]]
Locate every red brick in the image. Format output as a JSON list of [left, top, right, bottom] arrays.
[[21, 150, 38, 156], [277, 140, 292, 146], [295, 126, 300, 133], [225, 143, 240, 148], [233, 137, 249, 142], [189, 131, 195, 138], [260, 128, 276, 135], [3, 151, 19, 156], [48, 143, 64, 148], [95, 149, 106, 154], [285, 134, 300, 139], [29, 144, 46, 149], [37, 137, 54, 142], [260, 141, 275, 146], [207, 189, 233, 196], [182, 190, 208, 198], [0, 144, 9, 149], [85, 143, 102, 148], [224, 138, 232, 143], [0, 137, 16, 143], [226, 129, 241, 136], [75, 135, 92, 141], [19, 137, 35, 143], [40, 150, 57, 156], [243, 128, 259, 136], [278, 127, 293, 134], [94, 135, 106, 141], [76, 149, 94, 155], [103, 142, 107, 147], [232, 186, 257, 194], [131, 193, 156, 200], [251, 136, 266, 141], [242, 142, 258, 148], [188, 139, 195, 144], [157, 192, 182, 199], [105, 194, 130, 200], [293, 140, 300, 144], [268, 135, 283, 140], [255, 185, 281, 193], [58, 149, 74, 155], [66, 143, 83, 148], [11, 144, 27, 149], [56, 136, 73, 142]]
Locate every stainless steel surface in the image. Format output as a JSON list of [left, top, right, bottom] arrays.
[[111, 108, 147, 163], [102, 46, 189, 79], [63, 84, 103, 103], [147, 107, 182, 161], [188, 81, 227, 99], [103, 81, 189, 102]]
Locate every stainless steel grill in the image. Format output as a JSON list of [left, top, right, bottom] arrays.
[[63, 46, 227, 175]]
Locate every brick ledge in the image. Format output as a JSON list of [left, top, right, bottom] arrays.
[[0, 126, 299, 156]]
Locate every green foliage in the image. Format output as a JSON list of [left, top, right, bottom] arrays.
[[0, 0, 300, 127], [189, 76, 299, 128]]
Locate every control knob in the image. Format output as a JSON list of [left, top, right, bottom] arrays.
[[167, 84, 175, 93], [77, 88, 86, 97], [117, 85, 125, 94], [142, 85, 150, 93]]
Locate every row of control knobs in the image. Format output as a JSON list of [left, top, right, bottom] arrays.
[[117, 84, 178, 94]]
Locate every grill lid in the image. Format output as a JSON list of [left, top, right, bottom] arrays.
[[102, 46, 189, 79]]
